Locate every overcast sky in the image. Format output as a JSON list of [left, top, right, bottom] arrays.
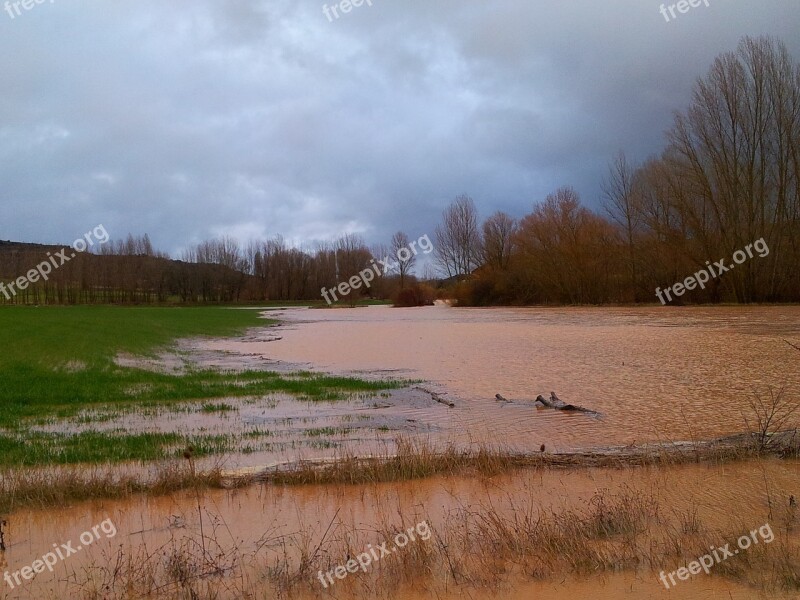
[[1, 0, 798, 255]]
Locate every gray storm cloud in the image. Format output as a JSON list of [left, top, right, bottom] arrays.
[[0, 0, 798, 254]]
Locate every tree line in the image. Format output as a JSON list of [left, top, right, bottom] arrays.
[[0, 232, 430, 305], [440, 36, 800, 305]]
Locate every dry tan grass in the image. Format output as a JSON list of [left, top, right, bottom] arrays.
[[2, 432, 797, 599], [0, 430, 796, 514], [244, 431, 798, 489], [0, 461, 226, 514]]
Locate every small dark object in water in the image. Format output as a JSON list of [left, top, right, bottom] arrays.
[[791, 495, 796, 508], [535, 392, 597, 414], [495, 391, 599, 416], [540, 444, 546, 453]]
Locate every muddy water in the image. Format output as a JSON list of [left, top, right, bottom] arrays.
[[4, 306, 800, 599], [206, 305, 800, 453], [1, 458, 797, 599]]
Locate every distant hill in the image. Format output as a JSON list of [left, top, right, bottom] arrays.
[[0, 239, 258, 304], [0, 240, 64, 253]]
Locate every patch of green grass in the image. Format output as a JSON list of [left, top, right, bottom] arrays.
[[0, 367, 401, 427], [0, 430, 254, 466], [0, 431, 181, 465], [243, 428, 273, 438], [1, 305, 274, 366], [0, 306, 406, 464]]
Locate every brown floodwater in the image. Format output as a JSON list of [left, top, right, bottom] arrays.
[[4, 305, 800, 599], [40, 305, 800, 471], [206, 305, 800, 454], [1, 457, 797, 599]]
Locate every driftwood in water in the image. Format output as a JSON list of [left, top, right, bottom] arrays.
[[415, 386, 455, 408], [496, 391, 597, 415], [536, 391, 595, 413]]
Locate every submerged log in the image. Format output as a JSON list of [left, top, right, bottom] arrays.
[[495, 392, 599, 415], [414, 386, 455, 408], [535, 391, 596, 413]]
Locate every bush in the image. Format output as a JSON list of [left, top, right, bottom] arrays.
[[393, 284, 436, 307]]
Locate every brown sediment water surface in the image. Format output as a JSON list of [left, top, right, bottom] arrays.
[[4, 305, 800, 599], [207, 304, 800, 454], [1, 458, 798, 599]]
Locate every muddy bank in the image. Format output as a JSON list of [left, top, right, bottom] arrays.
[[224, 430, 800, 485]]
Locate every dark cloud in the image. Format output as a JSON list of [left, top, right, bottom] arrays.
[[0, 0, 798, 254]]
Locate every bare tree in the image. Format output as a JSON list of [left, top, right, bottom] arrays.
[[390, 231, 416, 289], [514, 186, 618, 304], [368, 242, 391, 298], [742, 387, 798, 452], [664, 36, 800, 302], [434, 195, 481, 278], [334, 234, 372, 306], [481, 211, 516, 270], [602, 152, 642, 300]]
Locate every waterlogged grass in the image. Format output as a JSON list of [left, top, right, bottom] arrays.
[[1, 367, 397, 425], [0, 430, 277, 466], [0, 306, 404, 465]]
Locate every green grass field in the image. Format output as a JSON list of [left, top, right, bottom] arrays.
[[0, 306, 401, 465]]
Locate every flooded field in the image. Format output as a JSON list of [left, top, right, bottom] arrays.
[[2, 305, 799, 599], [1, 457, 797, 599], [31, 304, 799, 470], [206, 304, 800, 455]]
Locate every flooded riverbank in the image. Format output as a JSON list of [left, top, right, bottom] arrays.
[[2, 305, 798, 599], [22, 305, 797, 472], [1, 457, 797, 599], [205, 304, 800, 456]]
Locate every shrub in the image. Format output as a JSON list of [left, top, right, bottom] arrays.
[[393, 284, 436, 307]]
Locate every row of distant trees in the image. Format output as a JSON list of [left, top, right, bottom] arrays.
[[0, 231, 427, 305], [438, 36, 800, 305]]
